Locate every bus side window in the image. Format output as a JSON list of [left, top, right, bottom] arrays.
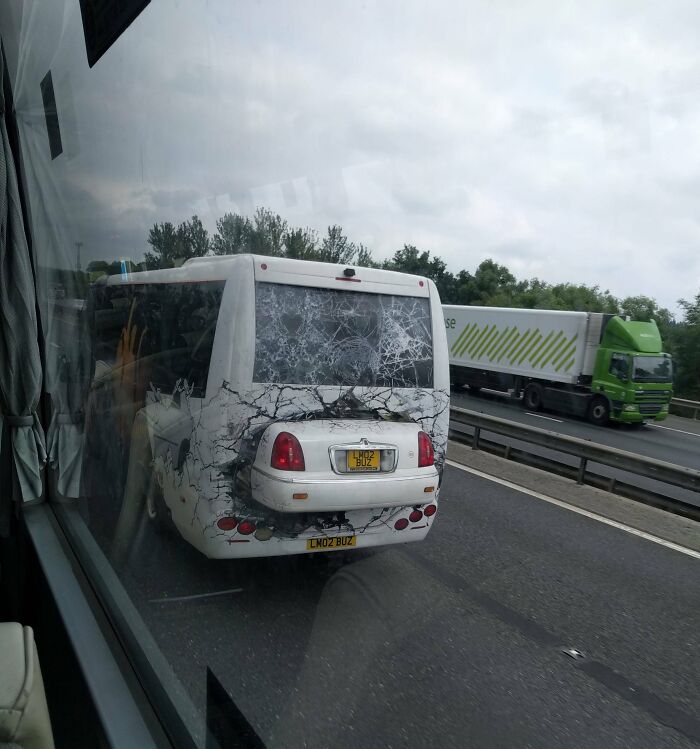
[[149, 281, 224, 397]]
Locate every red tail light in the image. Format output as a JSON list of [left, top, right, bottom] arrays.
[[409, 509, 423, 523], [424, 504, 437, 517], [418, 431, 434, 467], [237, 520, 256, 535], [394, 518, 409, 530], [271, 432, 305, 471], [217, 517, 238, 531]]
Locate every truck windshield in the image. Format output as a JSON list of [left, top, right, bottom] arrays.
[[632, 356, 673, 383], [253, 282, 433, 387]]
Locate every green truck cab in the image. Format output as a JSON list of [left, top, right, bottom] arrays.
[[591, 317, 673, 425]]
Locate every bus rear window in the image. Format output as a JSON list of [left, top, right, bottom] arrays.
[[253, 282, 434, 387]]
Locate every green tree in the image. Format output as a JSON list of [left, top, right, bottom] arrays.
[[86, 260, 109, 274], [211, 213, 253, 255], [451, 259, 517, 306], [318, 225, 356, 264], [355, 243, 378, 268], [211, 208, 288, 257], [546, 283, 618, 313], [249, 208, 287, 256], [620, 295, 674, 328], [144, 215, 210, 269], [674, 293, 700, 398], [384, 244, 455, 300], [283, 227, 318, 259]]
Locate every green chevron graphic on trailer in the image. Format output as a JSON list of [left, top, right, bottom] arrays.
[[533, 331, 564, 368], [467, 325, 493, 358], [527, 331, 553, 365], [455, 323, 480, 357], [500, 328, 527, 362], [510, 328, 539, 365], [486, 326, 512, 359], [493, 327, 518, 361], [474, 325, 499, 359], [450, 324, 579, 373], [451, 323, 475, 357]]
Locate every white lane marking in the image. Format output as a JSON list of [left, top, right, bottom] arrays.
[[149, 587, 244, 604], [445, 459, 700, 561], [525, 412, 564, 423], [648, 423, 700, 439]]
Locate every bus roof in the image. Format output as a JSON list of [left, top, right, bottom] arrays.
[[100, 254, 432, 295]]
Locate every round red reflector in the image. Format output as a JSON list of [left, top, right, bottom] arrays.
[[261, 263, 268, 270], [424, 504, 437, 517], [394, 518, 409, 530], [216, 517, 238, 531], [238, 520, 256, 535], [409, 510, 423, 523], [419, 280, 424, 287]]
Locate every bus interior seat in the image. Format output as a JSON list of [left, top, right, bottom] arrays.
[[0, 622, 54, 749]]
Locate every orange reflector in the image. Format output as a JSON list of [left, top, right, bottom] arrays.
[[424, 486, 435, 493], [293, 492, 308, 500]]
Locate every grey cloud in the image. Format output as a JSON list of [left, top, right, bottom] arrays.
[[149, 188, 202, 210], [10, 0, 700, 312]]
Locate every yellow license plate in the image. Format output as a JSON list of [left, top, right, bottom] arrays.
[[347, 449, 379, 471], [306, 536, 357, 551]]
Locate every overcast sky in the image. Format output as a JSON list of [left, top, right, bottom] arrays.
[[11, 0, 700, 312]]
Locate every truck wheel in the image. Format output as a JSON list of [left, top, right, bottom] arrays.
[[588, 396, 610, 426], [523, 383, 543, 411]]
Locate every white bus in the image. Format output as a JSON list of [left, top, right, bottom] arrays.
[[85, 255, 450, 558]]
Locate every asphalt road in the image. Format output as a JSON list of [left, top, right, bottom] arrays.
[[110, 463, 700, 749], [451, 388, 700, 471], [450, 388, 700, 509]]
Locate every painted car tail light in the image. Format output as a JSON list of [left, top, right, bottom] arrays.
[[216, 517, 238, 531], [237, 520, 256, 535], [417, 431, 434, 467], [271, 432, 306, 471]]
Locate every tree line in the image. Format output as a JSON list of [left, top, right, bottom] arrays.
[[86, 207, 700, 398]]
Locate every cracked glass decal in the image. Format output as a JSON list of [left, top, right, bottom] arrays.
[[101, 378, 449, 561], [129, 383, 451, 553], [253, 283, 434, 388]]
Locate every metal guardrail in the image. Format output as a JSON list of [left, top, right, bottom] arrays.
[[448, 406, 700, 516], [671, 397, 700, 420]]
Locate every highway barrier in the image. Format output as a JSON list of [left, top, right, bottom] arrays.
[[448, 406, 700, 520], [671, 397, 700, 420]]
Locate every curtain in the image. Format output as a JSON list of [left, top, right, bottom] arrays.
[[0, 53, 46, 503], [45, 289, 91, 498]]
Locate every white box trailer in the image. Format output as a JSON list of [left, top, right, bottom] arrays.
[[443, 306, 606, 385], [443, 305, 673, 425]]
